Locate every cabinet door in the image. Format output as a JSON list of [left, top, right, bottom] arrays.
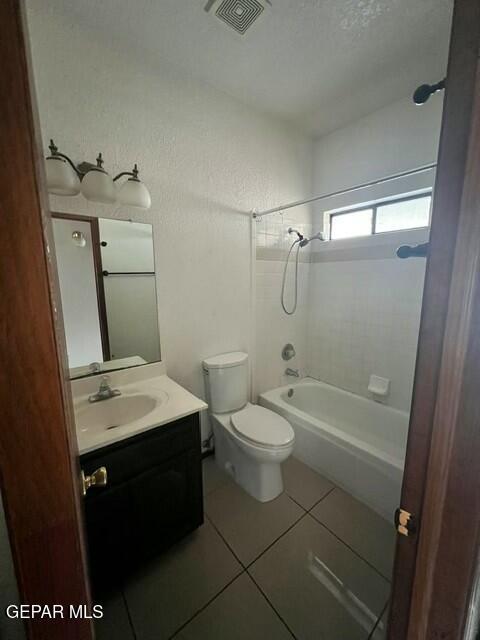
[[84, 448, 203, 587], [84, 482, 131, 586], [127, 449, 203, 557]]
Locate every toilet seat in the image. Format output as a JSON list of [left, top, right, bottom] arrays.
[[231, 405, 294, 449]]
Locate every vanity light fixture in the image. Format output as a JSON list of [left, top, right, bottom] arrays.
[[45, 140, 152, 209], [45, 141, 81, 196], [114, 164, 152, 210], [80, 152, 116, 204]]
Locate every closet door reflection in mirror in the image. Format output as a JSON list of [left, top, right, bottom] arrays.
[[52, 213, 161, 379]]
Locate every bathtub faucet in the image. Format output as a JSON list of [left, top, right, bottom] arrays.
[[285, 368, 300, 378]]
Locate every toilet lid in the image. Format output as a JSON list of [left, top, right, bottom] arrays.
[[231, 405, 294, 448]]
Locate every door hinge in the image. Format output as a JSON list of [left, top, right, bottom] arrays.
[[394, 508, 417, 537]]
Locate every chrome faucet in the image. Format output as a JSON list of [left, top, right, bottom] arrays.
[[285, 367, 300, 378], [88, 376, 121, 403]]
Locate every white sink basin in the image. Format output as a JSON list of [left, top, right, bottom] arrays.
[[72, 370, 207, 454], [76, 394, 158, 433]]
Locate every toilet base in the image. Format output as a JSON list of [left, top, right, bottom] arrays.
[[212, 420, 288, 502]]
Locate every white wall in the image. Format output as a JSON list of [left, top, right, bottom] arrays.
[[26, 3, 313, 443], [313, 95, 443, 207], [306, 96, 443, 411]]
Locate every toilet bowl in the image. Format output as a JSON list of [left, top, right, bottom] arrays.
[[203, 352, 294, 502]]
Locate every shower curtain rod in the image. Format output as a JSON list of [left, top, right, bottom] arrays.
[[253, 162, 437, 219]]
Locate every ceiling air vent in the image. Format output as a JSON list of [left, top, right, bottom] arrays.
[[204, 0, 271, 35]]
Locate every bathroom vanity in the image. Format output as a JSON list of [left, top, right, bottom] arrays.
[[72, 363, 207, 587], [81, 412, 202, 586]]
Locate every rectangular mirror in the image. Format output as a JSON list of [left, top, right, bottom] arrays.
[[52, 213, 161, 378]]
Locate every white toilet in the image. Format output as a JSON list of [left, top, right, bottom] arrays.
[[203, 352, 295, 502]]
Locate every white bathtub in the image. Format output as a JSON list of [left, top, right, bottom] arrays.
[[259, 378, 409, 520]]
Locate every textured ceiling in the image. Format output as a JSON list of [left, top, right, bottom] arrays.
[[38, 0, 454, 136]]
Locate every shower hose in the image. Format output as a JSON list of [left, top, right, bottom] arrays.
[[281, 239, 301, 315]]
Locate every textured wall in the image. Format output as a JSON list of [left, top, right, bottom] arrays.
[[313, 95, 443, 200], [25, 4, 313, 442]]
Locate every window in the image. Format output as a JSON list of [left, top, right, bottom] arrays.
[[329, 193, 431, 240]]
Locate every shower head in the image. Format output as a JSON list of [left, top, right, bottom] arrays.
[[413, 79, 446, 105], [288, 227, 304, 241], [299, 231, 324, 247]]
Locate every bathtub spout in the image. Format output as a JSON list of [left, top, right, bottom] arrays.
[[285, 368, 300, 378]]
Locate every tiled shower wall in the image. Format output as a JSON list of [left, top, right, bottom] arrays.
[[254, 210, 312, 397], [254, 217, 426, 413], [255, 210, 312, 252], [307, 255, 426, 412], [255, 259, 310, 396]]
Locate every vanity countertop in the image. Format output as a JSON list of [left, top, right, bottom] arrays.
[[72, 364, 207, 454]]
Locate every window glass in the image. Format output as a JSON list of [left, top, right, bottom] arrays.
[[375, 196, 431, 233], [330, 208, 373, 240]]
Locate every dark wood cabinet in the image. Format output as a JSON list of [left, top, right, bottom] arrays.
[[80, 412, 203, 588]]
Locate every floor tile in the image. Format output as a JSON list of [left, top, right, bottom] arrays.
[[205, 481, 304, 566], [95, 590, 134, 640], [124, 520, 242, 640], [250, 515, 390, 640], [283, 456, 334, 510], [174, 573, 293, 640], [202, 455, 232, 496], [311, 489, 396, 579], [369, 606, 388, 639]]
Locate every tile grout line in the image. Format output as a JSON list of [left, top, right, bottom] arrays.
[[207, 464, 391, 580], [245, 571, 299, 640], [245, 510, 307, 570], [306, 485, 395, 582], [305, 485, 336, 512], [283, 491, 309, 511], [204, 512, 245, 566], [367, 601, 389, 639], [206, 492, 307, 571], [167, 570, 245, 640], [308, 512, 393, 583], [204, 465, 391, 631], [120, 589, 138, 640]]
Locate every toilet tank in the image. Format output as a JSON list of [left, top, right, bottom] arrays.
[[203, 352, 248, 414]]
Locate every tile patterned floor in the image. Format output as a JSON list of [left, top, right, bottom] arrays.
[[96, 455, 395, 640]]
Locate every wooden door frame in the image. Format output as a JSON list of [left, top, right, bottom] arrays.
[[389, 0, 480, 637], [0, 2, 93, 639], [52, 212, 111, 362]]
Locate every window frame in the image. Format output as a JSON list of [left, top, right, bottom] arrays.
[[328, 192, 432, 241]]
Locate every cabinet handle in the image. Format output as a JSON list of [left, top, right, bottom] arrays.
[[82, 467, 108, 496]]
